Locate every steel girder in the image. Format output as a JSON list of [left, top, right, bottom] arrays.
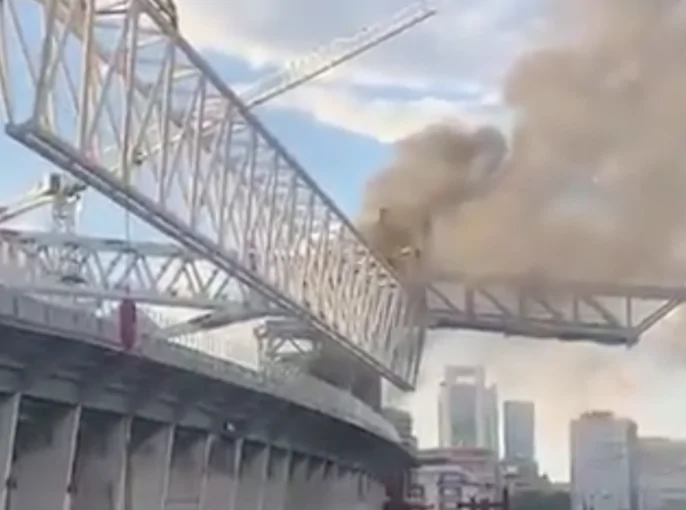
[[0, 227, 683, 348], [239, 1, 436, 108], [429, 279, 686, 345], [0, 0, 423, 388], [0, 227, 269, 312]]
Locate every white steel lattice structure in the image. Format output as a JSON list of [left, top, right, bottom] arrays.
[[0, 227, 684, 350], [0, 0, 424, 388], [240, 0, 436, 108], [0, 0, 435, 234], [0, 227, 268, 312], [429, 279, 686, 345]]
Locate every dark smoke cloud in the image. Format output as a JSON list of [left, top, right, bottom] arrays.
[[372, 1, 686, 478], [358, 122, 507, 277], [371, 2, 686, 463], [359, 0, 686, 284]]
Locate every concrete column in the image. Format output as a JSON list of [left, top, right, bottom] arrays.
[[259, 449, 290, 510], [357, 471, 385, 510], [10, 404, 81, 510], [127, 422, 174, 510], [166, 431, 213, 510], [357, 471, 375, 510], [234, 443, 269, 510], [203, 438, 241, 510], [0, 395, 19, 510], [357, 472, 369, 510], [320, 461, 343, 510], [346, 469, 364, 510], [196, 435, 212, 510], [358, 472, 380, 510], [71, 414, 130, 510], [285, 455, 329, 510], [343, 469, 362, 510], [327, 465, 347, 510], [283, 455, 308, 510], [369, 478, 387, 510], [304, 459, 327, 510]]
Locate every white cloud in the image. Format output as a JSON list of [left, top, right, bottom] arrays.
[[171, 0, 549, 142], [176, 0, 550, 92], [266, 83, 514, 142]]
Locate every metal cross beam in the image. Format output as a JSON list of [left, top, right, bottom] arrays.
[[0, 0, 435, 236], [234, 1, 437, 108], [0, 228, 683, 347], [0, 0, 423, 388], [0, 227, 267, 312], [429, 278, 685, 345]]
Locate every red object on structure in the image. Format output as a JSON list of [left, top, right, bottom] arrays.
[[119, 298, 137, 350]]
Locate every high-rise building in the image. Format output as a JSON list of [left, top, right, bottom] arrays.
[[504, 400, 535, 463], [638, 437, 686, 510], [485, 385, 499, 457], [438, 366, 499, 455], [570, 411, 639, 510]]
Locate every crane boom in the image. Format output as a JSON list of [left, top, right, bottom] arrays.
[[0, 0, 436, 234], [0, 227, 681, 347], [241, 1, 437, 108]]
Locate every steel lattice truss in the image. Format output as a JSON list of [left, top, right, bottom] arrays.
[[430, 279, 686, 345], [240, 1, 436, 108], [0, 0, 423, 388], [0, 227, 269, 312], [1, 227, 684, 351]]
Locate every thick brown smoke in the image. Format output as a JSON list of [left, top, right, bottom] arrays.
[[360, 0, 686, 284], [358, 122, 507, 277], [377, 3, 686, 476]]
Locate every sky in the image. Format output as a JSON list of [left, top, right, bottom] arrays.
[[2, 0, 686, 484]]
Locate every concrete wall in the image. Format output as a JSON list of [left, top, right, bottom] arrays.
[[0, 286, 412, 510], [0, 394, 388, 510], [0, 286, 399, 444]]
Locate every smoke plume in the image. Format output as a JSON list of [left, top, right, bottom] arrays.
[[370, 1, 686, 478], [360, 0, 686, 284]]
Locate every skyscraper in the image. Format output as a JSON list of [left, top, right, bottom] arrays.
[[504, 400, 535, 463], [484, 385, 499, 457], [571, 411, 638, 510], [438, 366, 499, 455]]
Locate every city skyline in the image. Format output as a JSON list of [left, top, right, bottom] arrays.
[[436, 365, 537, 468], [393, 328, 686, 482], [404, 377, 686, 510], [405, 390, 686, 509]]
